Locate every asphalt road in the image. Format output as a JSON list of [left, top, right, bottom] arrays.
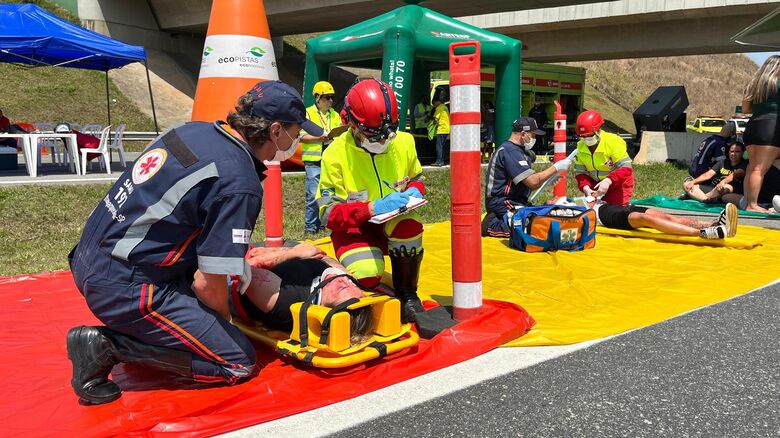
[[330, 283, 780, 438], [230, 282, 779, 437]]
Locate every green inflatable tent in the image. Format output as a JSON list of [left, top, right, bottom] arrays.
[[303, 0, 522, 142], [731, 5, 780, 49]]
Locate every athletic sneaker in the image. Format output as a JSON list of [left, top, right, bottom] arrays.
[[772, 195, 780, 214], [700, 225, 726, 240], [711, 203, 738, 237]]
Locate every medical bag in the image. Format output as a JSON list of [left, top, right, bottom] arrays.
[[508, 205, 596, 252]]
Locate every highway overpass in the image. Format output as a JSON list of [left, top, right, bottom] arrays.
[[459, 0, 780, 62], [76, 0, 780, 68]]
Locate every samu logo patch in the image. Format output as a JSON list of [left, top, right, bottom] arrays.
[[132, 148, 168, 185]]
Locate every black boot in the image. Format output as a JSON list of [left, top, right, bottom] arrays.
[[66, 326, 122, 405], [389, 247, 425, 323], [66, 326, 193, 405]]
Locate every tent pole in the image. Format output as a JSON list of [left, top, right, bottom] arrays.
[[105, 70, 112, 126], [144, 61, 160, 134]]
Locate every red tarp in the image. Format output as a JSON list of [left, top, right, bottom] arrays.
[[0, 271, 533, 437]]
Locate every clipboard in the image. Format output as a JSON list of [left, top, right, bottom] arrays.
[[327, 125, 349, 140], [368, 196, 428, 224]]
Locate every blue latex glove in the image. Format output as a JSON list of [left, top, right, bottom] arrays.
[[373, 191, 411, 215], [405, 187, 424, 199]]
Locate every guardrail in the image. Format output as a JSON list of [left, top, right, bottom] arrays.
[[118, 131, 636, 145], [115, 131, 160, 142]]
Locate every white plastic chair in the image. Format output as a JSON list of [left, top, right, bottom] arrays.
[[68, 123, 82, 132], [81, 124, 102, 135], [33, 123, 54, 133], [33, 123, 61, 166], [80, 125, 112, 175], [108, 123, 127, 168]]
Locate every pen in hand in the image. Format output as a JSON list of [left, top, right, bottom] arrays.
[[382, 180, 399, 193]]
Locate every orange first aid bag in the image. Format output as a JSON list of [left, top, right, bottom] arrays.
[[508, 205, 597, 252]]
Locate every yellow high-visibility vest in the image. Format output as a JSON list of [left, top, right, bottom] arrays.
[[413, 103, 432, 130], [573, 130, 632, 181], [302, 105, 342, 163], [316, 131, 423, 224], [433, 103, 450, 135]]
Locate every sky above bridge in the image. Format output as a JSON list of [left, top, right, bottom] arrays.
[[747, 51, 779, 65]]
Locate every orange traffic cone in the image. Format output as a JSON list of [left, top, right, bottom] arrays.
[[191, 0, 279, 122], [191, 0, 284, 246]]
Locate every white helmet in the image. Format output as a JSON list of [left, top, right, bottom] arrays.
[[55, 123, 72, 133]]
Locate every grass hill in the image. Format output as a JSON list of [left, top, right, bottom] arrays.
[[568, 54, 758, 134], [1, 0, 154, 131]]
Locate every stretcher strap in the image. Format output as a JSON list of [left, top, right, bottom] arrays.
[[298, 273, 370, 348], [319, 297, 360, 345], [229, 275, 252, 324], [368, 341, 388, 358]]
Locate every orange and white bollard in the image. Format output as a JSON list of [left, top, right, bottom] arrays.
[[448, 41, 483, 321], [190, 0, 284, 247], [263, 162, 284, 247], [553, 101, 568, 199]]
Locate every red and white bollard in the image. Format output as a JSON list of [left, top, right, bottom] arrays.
[[263, 160, 284, 247], [448, 41, 483, 321], [553, 101, 568, 200]]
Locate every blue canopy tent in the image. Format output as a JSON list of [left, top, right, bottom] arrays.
[[0, 3, 158, 132]]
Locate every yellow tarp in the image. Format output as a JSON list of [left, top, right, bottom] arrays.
[[598, 227, 766, 249], [313, 223, 780, 347]]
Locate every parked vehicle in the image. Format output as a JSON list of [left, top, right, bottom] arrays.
[[728, 116, 749, 135], [687, 116, 726, 134]]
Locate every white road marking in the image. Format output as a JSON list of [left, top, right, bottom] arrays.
[[222, 340, 601, 438], [0, 177, 118, 184]]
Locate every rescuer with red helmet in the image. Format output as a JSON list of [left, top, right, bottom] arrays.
[[315, 79, 427, 323], [573, 110, 635, 206]]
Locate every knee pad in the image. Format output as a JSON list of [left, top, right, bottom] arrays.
[[387, 218, 423, 253], [385, 217, 423, 239], [339, 247, 385, 281]]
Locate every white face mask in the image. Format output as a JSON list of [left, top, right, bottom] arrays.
[[272, 126, 300, 162], [354, 128, 395, 154], [583, 134, 599, 147], [523, 136, 536, 151]]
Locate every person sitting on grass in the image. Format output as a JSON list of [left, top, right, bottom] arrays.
[[583, 198, 738, 240], [234, 243, 375, 345], [683, 142, 747, 203]]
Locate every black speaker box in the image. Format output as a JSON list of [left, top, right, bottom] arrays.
[[633, 86, 689, 133]]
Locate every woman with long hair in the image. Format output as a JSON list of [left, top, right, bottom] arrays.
[[235, 243, 374, 345], [741, 55, 780, 213]]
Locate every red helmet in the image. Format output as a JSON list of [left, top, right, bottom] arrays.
[[345, 79, 399, 140], [576, 110, 604, 136]]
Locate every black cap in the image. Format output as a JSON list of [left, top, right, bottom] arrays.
[[248, 81, 324, 136], [512, 117, 545, 135]]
